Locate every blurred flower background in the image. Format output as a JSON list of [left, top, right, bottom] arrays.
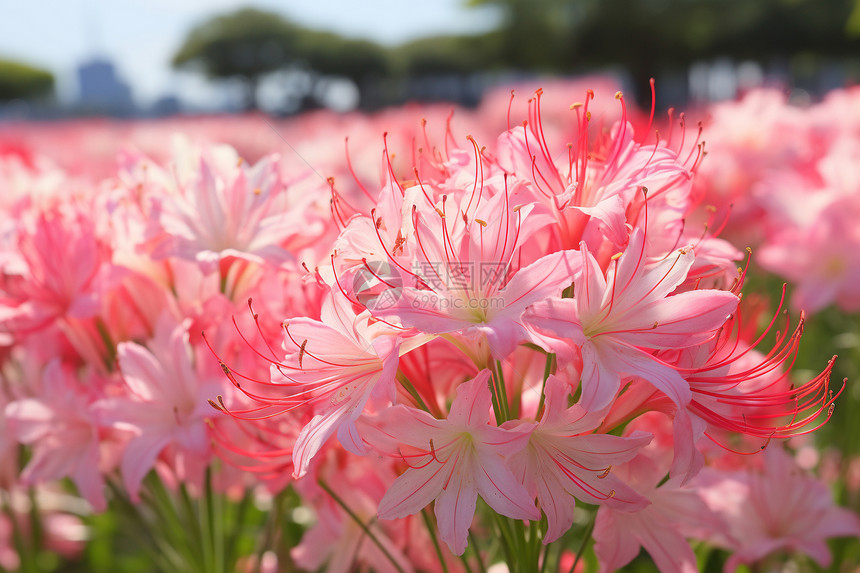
[[2, 1, 860, 572]]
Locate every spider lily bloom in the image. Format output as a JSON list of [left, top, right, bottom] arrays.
[[695, 448, 860, 572], [325, 175, 418, 306], [506, 375, 651, 543], [145, 143, 319, 274], [215, 290, 421, 479], [758, 192, 860, 313], [368, 172, 580, 360], [496, 89, 693, 250], [95, 314, 224, 500], [5, 360, 107, 511], [0, 204, 108, 337], [684, 313, 840, 443], [525, 229, 739, 410], [593, 450, 726, 573], [675, 305, 838, 480], [603, 294, 841, 483], [361, 371, 540, 555]]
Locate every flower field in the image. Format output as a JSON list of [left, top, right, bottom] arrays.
[[1, 79, 859, 572]]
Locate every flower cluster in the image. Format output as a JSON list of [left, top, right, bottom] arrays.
[[696, 87, 860, 313], [0, 82, 857, 572]]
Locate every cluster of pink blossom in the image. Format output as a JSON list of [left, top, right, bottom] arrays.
[[1, 82, 858, 572], [696, 87, 860, 313]]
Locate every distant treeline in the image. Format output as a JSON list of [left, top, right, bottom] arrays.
[[171, 1, 860, 110], [4, 0, 859, 109]]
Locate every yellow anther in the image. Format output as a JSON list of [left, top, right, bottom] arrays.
[[298, 339, 308, 369]]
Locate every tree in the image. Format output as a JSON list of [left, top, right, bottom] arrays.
[[468, 0, 860, 105], [172, 7, 391, 111], [172, 8, 300, 109], [0, 58, 54, 102], [394, 33, 503, 76]]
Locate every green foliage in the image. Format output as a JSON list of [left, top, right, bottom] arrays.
[[0, 58, 54, 102], [848, 0, 860, 37], [173, 8, 392, 83], [467, 0, 860, 85], [172, 8, 300, 81], [297, 31, 389, 83], [393, 33, 504, 75], [172, 7, 392, 108]]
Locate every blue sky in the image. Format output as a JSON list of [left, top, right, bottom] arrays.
[[0, 0, 500, 106]]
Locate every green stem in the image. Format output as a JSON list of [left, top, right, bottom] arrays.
[[108, 480, 185, 572], [396, 371, 436, 415], [94, 316, 117, 368], [539, 538, 553, 573], [569, 514, 596, 573], [496, 360, 510, 420], [494, 360, 511, 422], [468, 530, 487, 573], [180, 482, 210, 573], [27, 487, 43, 560], [511, 517, 530, 572], [421, 509, 451, 573], [201, 468, 224, 573], [487, 360, 510, 425], [142, 474, 199, 569], [528, 520, 546, 572], [3, 493, 36, 573], [318, 479, 406, 573], [536, 353, 556, 418], [487, 368, 505, 426], [493, 514, 519, 571], [196, 481, 216, 573], [213, 482, 226, 573], [225, 489, 252, 568], [254, 490, 285, 573]]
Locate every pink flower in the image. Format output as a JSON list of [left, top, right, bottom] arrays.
[[0, 204, 108, 336], [526, 229, 738, 410], [145, 143, 320, 274], [507, 375, 651, 543], [216, 290, 409, 479], [5, 360, 106, 511], [682, 310, 838, 454], [363, 370, 540, 555], [96, 314, 223, 499], [496, 89, 692, 250], [593, 450, 726, 573], [599, 293, 840, 484], [695, 448, 860, 572], [759, 192, 860, 312], [367, 175, 579, 359]]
